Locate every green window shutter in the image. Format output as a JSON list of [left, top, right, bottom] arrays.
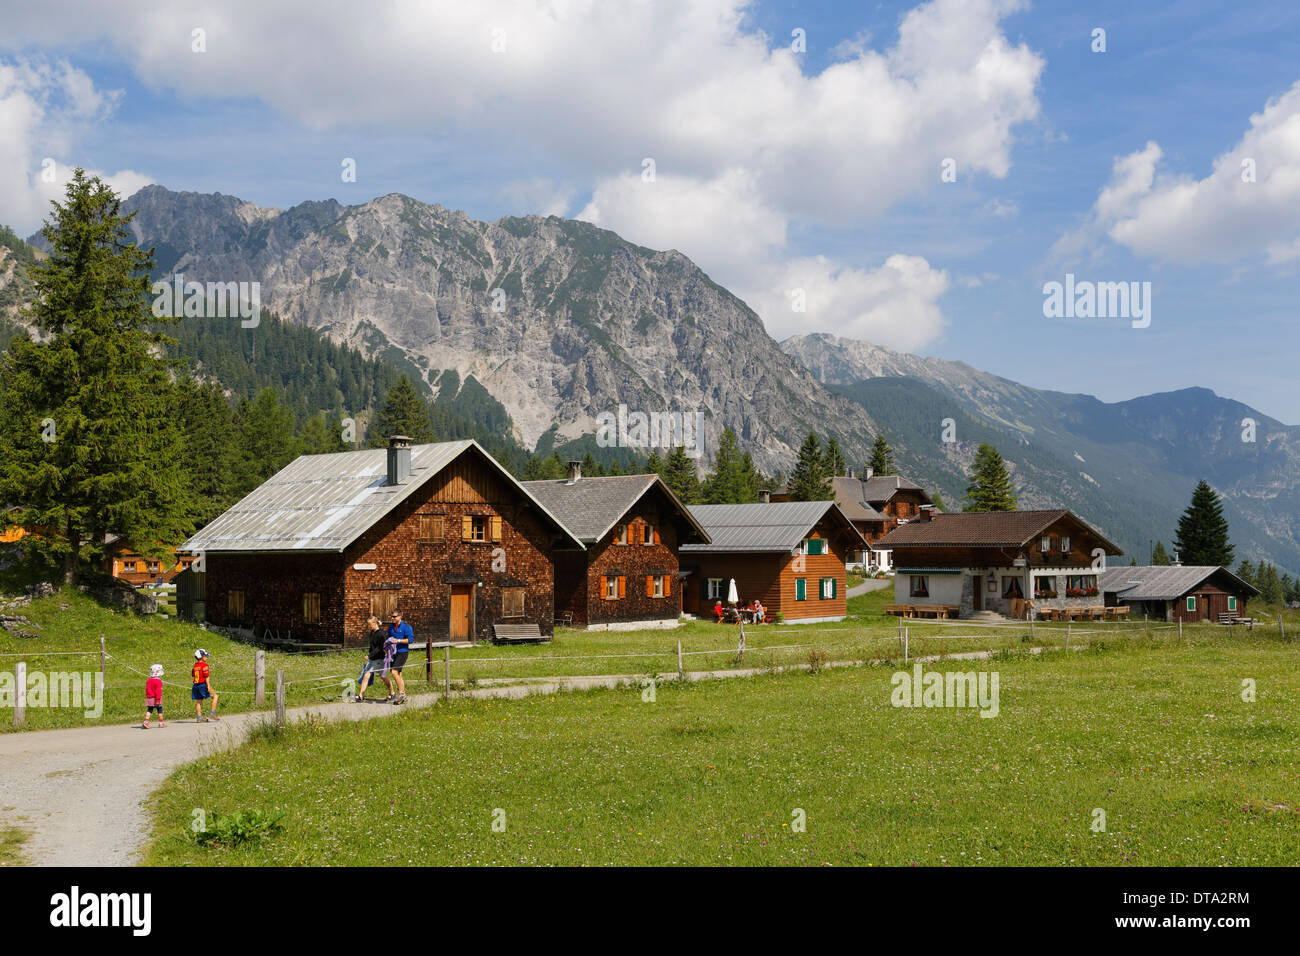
[[1228, 597, 1237, 611], [1186, 596, 1196, 611], [795, 578, 806, 601], [832, 577, 837, 598]]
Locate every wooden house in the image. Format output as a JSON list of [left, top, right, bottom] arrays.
[[104, 538, 197, 585], [522, 463, 709, 630], [875, 509, 1123, 619], [679, 501, 867, 624], [181, 437, 582, 646], [827, 472, 933, 570], [1098, 565, 1258, 622]]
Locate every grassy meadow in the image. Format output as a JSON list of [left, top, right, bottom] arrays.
[[142, 627, 1300, 866]]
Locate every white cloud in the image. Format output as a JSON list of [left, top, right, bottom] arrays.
[[1061, 81, 1300, 266], [0, 58, 151, 234], [496, 178, 573, 218]]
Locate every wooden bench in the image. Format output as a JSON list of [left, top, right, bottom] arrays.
[[492, 623, 550, 644], [883, 604, 915, 618]]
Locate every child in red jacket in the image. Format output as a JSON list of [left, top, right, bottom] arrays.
[[144, 664, 167, 728]]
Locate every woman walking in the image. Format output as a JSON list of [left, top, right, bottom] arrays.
[[355, 616, 394, 702]]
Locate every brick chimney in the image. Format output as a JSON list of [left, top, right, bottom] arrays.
[[386, 435, 412, 486], [864, 466, 874, 479], [917, 504, 935, 522], [566, 460, 582, 484]]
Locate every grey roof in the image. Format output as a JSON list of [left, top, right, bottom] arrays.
[[829, 477, 889, 523], [858, 474, 931, 506], [182, 440, 582, 553], [681, 501, 866, 553], [521, 474, 709, 545], [1099, 565, 1259, 600]]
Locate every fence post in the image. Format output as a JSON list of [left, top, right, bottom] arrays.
[[99, 635, 106, 687], [1280, 616, 1285, 639], [254, 650, 265, 707], [426, 639, 433, 684], [14, 662, 25, 728], [1065, 622, 1071, 651], [903, 627, 908, 664], [677, 640, 684, 681], [274, 670, 286, 725], [444, 644, 451, 697], [1179, 619, 1183, 640]]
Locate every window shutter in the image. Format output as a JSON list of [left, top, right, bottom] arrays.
[[795, 578, 806, 601], [490, 515, 502, 542], [664, 574, 671, 597], [617, 576, 626, 599], [653, 527, 660, 546], [646, 575, 653, 597], [461, 515, 473, 541]]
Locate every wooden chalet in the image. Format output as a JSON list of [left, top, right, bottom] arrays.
[[875, 509, 1124, 619], [826, 472, 933, 570], [680, 501, 867, 624], [181, 437, 582, 647], [104, 538, 197, 585], [522, 463, 710, 630], [1099, 566, 1259, 623]]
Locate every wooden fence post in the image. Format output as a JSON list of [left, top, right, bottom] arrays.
[[254, 650, 265, 707], [1065, 622, 1071, 651], [99, 635, 106, 687], [274, 670, 286, 725], [14, 662, 25, 728], [903, 627, 908, 664], [677, 640, 684, 681], [1179, 619, 1183, 640], [426, 639, 433, 684], [444, 644, 451, 697]]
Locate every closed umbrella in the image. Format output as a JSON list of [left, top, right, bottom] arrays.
[[727, 579, 739, 604]]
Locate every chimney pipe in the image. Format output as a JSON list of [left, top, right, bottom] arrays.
[[387, 435, 412, 486], [566, 460, 582, 484], [918, 504, 934, 522], [758, 488, 772, 504], [864, 466, 874, 479]]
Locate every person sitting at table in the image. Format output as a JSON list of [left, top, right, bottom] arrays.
[[753, 600, 765, 623], [713, 601, 725, 622]]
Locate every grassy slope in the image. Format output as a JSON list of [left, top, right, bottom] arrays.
[[142, 628, 1300, 866]]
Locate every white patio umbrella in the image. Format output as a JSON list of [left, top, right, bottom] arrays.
[[727, 579, 739, 604]]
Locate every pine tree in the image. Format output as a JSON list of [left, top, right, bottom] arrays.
[[661, 446, 701, 504], [1151, 541, 1171, 565], [823, 437, 846, 478], [238, 388, 299, 487], [1173, 480, 1234, 567], [703, 428, 753, 503], [867, 434, 895, 476], [645, 449, 663, 476], [1257, 561, 1283, 605], [0, 170, 194, 582], [366, 374, 433, 446], [175, 378, 244, 525], [930, 490, 946, 513], [963, 443, 1018, 512], [788, 432, 830, 501], [1234, 559, 1257, 589]]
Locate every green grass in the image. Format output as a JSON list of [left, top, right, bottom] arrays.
[[0, 826, 31, 866], [141, 627, 1300, 866]]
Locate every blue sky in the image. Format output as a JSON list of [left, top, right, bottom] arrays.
[[3, 0, 1298, 422]]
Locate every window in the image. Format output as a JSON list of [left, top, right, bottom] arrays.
[[804, 538, 826, 556], [370, 590, 398, 620], [642, 524, 656, 546], [302, 592, 321, 625], [1065, 575, 1099, 597], [227, 589, 245, 618], [1228, 596, 1237, 611], [502, 587, 525, 618], [1040, 536, 1051, 552], [910, 576, 929, 598], [419, 514, 445, 543], [795, 578, 807, 601], [1059, 535, 1071, 553], [614, 525, 628, 545], [707, 578, 725, 600], [602, 576, 625, 600], [1186, 596, 1197, 612], [646, 574, 670, 598], [819, 577, 837, 599], [1035, 575, 1058, 599], [124, 561, 136, 572], [1002, 577, 1023, 599]]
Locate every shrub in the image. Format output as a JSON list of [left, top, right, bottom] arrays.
[[192, 809, 286, 848], [807, 649, 827, 674]]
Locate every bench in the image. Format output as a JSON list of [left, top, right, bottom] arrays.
[[1104, 606, 1130, 620], [492, 623, 550, 644], [883, 604, 915, 618]]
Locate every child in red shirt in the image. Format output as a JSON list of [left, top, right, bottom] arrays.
[[144, 664, 166, 728], [192, 649, 220, 722]]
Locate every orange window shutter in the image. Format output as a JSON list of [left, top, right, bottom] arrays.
[[490, 515, 502, 542], [618, 576, 626, 598], [601, 576, 609, 600], [664, 574, 671, 597], [461, 515, 472, 541], [645, 575, 653, 597], [653, 527, 660, 546]]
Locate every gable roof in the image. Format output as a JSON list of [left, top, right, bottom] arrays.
[[858, 474, 931, 506], [828, 477, 888, 523], [681, 501, 867, 553], [875, 509, 1122, 554], [521, 474, 709, 545], [1098, 565, 1259, 600], [182, 439, 582, 553]]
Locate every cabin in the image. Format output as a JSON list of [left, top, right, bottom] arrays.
[[875, 509, 1124, 619], [104, 538, 197, 585], [1098, 566, 1259, 623], [181, 437, 582, 647], [826, 472, 933, 571], [679, 501, 867, 624], [522, 463, 710, 630]]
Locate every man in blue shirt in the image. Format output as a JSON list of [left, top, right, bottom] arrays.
[[387, 611, 414, 704]]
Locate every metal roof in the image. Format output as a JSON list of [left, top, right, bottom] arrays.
[[681, 501, 866, 553], [857, 474, 931, 505], [1098, 565, 1259, 600], [875, 509, 1122, 554], [828, 477, 889, 523], [182, 439, 582, 553], [521, 474, 710, 545]]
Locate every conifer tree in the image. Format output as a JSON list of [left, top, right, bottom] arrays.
[[963, 443, 1018, 512], [1173, 480, 1234, 567], [1234, 559, 1257, 589], [661, 446, 701, 504], [645, 449, 663, 476], [867, 434, 895, 476], [703, 427, 753, 503], [0, 170, 193, 582], [366, 374, 433, 446], [238, 388, 299, 486], [823, 436, 846, 478], [788, 432, 830, 501], [1151, 541, 1171, 566]]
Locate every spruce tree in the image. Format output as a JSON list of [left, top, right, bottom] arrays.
[[1234, 559, 1257, 589], [1173, 480, 1234, 567], [867, 434, 895, 476], [1151, 541, 1171, 565], [238, 388, 299, 486], [645, 449, 663, 476], [963, 443, 1018, 512], [703, 427, 751, 503], [661, 446, 701, 504], [823, 436, 846, 478], [366, 374, 434, 446], [175, 377, 244, 525], [788, 432, 830, 501], [0, 170, 193, 582]]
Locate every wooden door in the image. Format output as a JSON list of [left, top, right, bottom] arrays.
[[450, 584, 473, 641], [972, 575, 983, 612]]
